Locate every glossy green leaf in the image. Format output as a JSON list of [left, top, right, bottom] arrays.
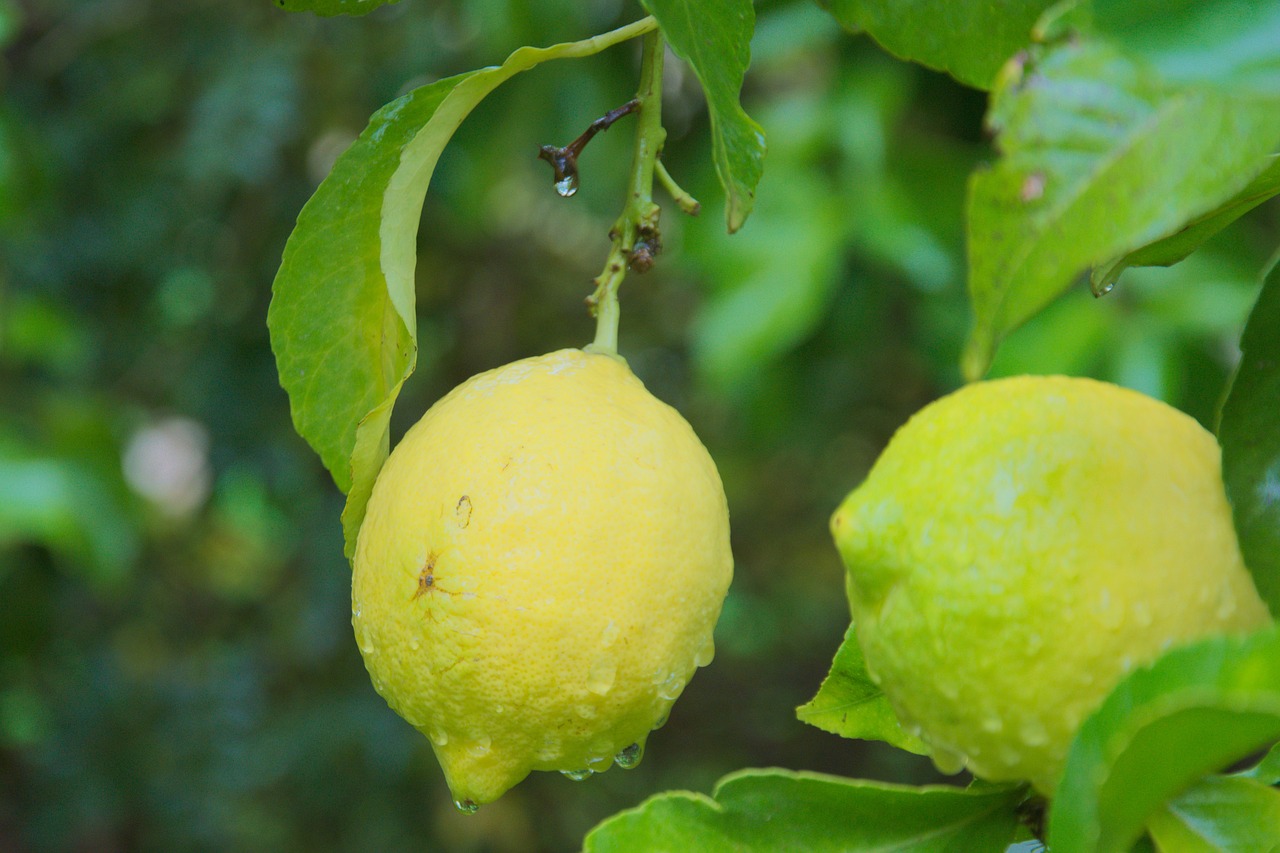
[[817, 0, 1056, 90], [642, 0, 766, 232], [1219, 258, 1280, 615], [1147, 775, 1280, 852], [272, 0, 399, 16], [1092, 156, 1280, 294], [797, 622, 929, 755], [268, 20, 657, 560], [1049, 627, 1280, 853], [1092, 0, 1280, 98], [584, 769, 1025, 852], [963, 41, 1280, 379]]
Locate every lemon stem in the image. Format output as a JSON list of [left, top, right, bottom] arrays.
[[589, 29, 666, 355]]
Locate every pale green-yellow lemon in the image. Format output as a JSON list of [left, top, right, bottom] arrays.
[[830, 375, 1271, 793], [353, 348, 733, 808]]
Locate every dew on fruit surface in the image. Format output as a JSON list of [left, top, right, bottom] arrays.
[[575, 704, 598, 720], [1215, 590, 1238, 621], [651, 709, 671, 731], [600, 620, 620, 647], [981, 715, 1004, 734], [537, 736, 562, 762], [587, 659, 617, 696], [656, 671, 684, 701], [937, 679, 960, 701], [561, 768, 593, 781], [930, 745, 967, 775], [467, 735, 492, 757], [1018, 719, 1049, 747], [454, 799, 480, 815], [409, 639, 421, 651], [614, 742, 643, 769], [585, 753, 612, 772], [354, 623, 375, 655], [693, 637, 716, 668], [429, 728, 450, 746], [554, 175, 579, 197]]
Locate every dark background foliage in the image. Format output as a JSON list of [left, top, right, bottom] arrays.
[[2, 0, 1275, 849]]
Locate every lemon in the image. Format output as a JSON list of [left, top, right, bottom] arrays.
[[352, 348, 733, 808], [830, 375, 1271, 793]]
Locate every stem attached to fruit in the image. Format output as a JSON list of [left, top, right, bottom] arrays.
[[588, 29, 667, 355]]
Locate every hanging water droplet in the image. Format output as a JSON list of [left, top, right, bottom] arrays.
[[930, 745, 967, 775], [586, 753, 612, 771], [600, 620, 620, 647], [454, 799, 479, 815], [429, 729, 449, 747], [561, 768, 593, 781], [1091, 277, 1116, 298], [694, 637, 716, 668], [587, 658, 617, 696], [354, 624, 375, 655], [651, 709, 670, 731], [614, 742, 643, 769], [554, 174, 579, 197]]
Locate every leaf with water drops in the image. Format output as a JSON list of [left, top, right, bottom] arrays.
[[272, 0, 399, 16], [1091, 156, 1280, 296], [268, 22, 656, 560], [1218, 259, 1280, 616], [1048, 627, 1280, 853], [797, 622, 928, 755], [641, 0, 766, 233], [963, 40, 1280, 379], [817, 0, 1057, 90]]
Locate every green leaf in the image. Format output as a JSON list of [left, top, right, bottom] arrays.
[[1237, 741, 1280, 786], [1147, 775, 1280, 852], [1091, 156, 1280, 294], [584, 769, 1025, 852], [963, 41, 1280, 379], [797, 622, 929, 755], [268, 20, 657, 560], [1049, 627, 1280, 853], [641, 0, 766, 233], [1092, 0, 1280, 98], [816, 0, 1057, 90], [1219, 258, 1280, 616], [272, 0, 399, 17]]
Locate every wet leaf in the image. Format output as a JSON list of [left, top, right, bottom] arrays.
[[963, 41, 1280, 379]]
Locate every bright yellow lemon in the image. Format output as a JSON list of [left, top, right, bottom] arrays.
[[831, 376, 1271, 793], [353, 348, 733, 808]]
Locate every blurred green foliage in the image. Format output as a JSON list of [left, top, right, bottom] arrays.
[[1, 0, 1275, 849]]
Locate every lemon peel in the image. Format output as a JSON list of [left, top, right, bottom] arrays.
[[830, 375, 1271, 793], [352, 348, 733, 807]]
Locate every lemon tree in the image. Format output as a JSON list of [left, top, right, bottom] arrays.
[[266, 0, 1280, 849]]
